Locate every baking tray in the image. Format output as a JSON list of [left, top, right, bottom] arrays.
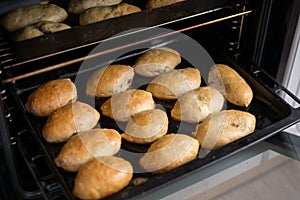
[[5, 0, 231, 61], [4, 35, 300, 199]]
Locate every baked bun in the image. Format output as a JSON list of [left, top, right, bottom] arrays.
[[86, 64, 134, 98], [139, 134, 199, 174], [14, 21, 71, 42], [55, 128, 121, 172], [122, 109, 168, 144], [79, 3, 141, 25], [42, 102, 100, 143], [73, 156, 133, 200], [171, 87, 224, 123], [146, 68, 201, 100], [25, 78, 77, 117], [1, 4, 68, 32], [68, 0, 123, 14], [133, 47, 181, 77], [192, 110, 256, 150], [14, 26, 44, 42], [146, 0, 185, 9], [208, 64, 253, 107], [100, 89, 155, 122]]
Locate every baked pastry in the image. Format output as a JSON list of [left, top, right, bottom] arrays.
[[122, 109, 168, 144], [86, 64, 134, 98], [25, 78, 77, 117], [42, 101, 100, 143], [68, 0, 123, 14], [146, 67, 201, 100], [55, 128, 121, 172], [14, 26, 44, 42], [133, 47, 181, 77], [73, 156, 133, 199], [140, 134, 199, 174], [146, 0, 185, 9], [208, 64, 253, 107], [100, 89, 155, 122], [192, 110, 256, 151], [14, 21, 71, 42], [36, 21, 71, 33], [171, 86, 224, 123], [1, 4, 68, 32], [79, 3, 141, 26]]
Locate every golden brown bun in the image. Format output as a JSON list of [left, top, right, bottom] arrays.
[[14, 21, 71, 42], [55, 128, 121, 172], [146, 68, 201, 100], [86, 64, 134, 98], [36, 21, 71, 33], [146, 0, 185, 9], [192, 110, 256, 150], [25, 79, 77, 117], [139, 134, 199, 174], [79, 3, 141, 25], [68, 0, 123, 14], [171, 87, 224, 123], [133, 47, 181, 77], [73, 156, 133, 199], [42, 102, 100, 143], [14, 26, 44, 42], [208, 64, 253, 107], [122, 109, 168, 144], [1, 4, 68, 32], [100, 89, 155, 122]]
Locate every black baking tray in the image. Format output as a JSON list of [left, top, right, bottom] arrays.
[[3, 32, 300, 199], [7, 0, 230, 61]]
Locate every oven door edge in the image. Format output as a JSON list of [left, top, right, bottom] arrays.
[[0, 85, 43, 199]]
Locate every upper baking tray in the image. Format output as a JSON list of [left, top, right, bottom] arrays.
[[6, 33, 300, 199], [2, 0, 231, 61]]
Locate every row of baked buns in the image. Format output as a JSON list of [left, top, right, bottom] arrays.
[[23, 77, 194, 199], [24, 78, 132, 199], [68, 0, 186, 15], [24, 46, 256, 199], [75, 0, 185, 26], [24, 79, 99, 143], [86, 47, 253, 105], [73, 0, 142, 26], [81, 46, 256, 186], [1, 3, 70, 41], [1, 0, 185, 30], [0, 0, 186, 41], [86, 47, 187, 99], [72, 0, 185, 26]]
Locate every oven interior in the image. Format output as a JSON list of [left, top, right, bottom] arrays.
[[1, 0, 300, 200]]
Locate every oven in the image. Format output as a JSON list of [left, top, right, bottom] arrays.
[[0, 0, 300, 199]]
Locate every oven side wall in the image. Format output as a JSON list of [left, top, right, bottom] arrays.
[[279, 13, 300, 136], [238, 0, 300, 76]]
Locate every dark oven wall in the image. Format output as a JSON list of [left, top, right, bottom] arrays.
[[238, 0, 300, 79]]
